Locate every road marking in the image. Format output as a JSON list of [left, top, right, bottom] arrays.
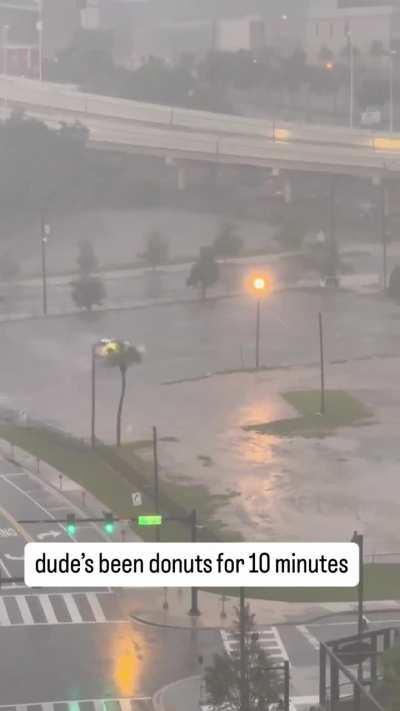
[[308, 616, 400, 628], [0, 527, 18, 538], [63, 593, 82, 623], [1, 476, 67, 538], [271, 626, 289, 660], [0, 558, 12, 580], [40, 595, 57, 624], [37, 530, 61, 540], [4, 553, 24, 561], [119, 701, 133, 711], [296, 625, 320, 651], [0, 503, 32, 542], [86, 592, 106, 622], [15, 595, 34, 624], [0, 596, 10, 625]]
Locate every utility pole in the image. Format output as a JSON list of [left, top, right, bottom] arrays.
[[381, 179, 388, 293], [40, 209, 49, 316], [255, 299, 261, 370], [352, 530, 364, 711], [91, 344, 96, 448], [319, 312, 326, 415], [153, 426, 160, 543], [348, 32, 354, 129], [239, 587, 248, 711]]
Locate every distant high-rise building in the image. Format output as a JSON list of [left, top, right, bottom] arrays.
[[306, 0, 400, 62]]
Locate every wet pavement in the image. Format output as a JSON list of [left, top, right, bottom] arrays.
[[2, 288, 400, 552]]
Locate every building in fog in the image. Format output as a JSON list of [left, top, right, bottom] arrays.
[[306, 0, 400, 63]]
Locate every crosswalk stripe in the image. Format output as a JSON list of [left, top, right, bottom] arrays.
[[119, 700, 132, 711], [86, 593, 106, 622], [40, 596, 58, 625], [42, 703, 53, 711], [0, 596, 10, 625], [271, 626, 289, 661], [93, 700, 105, 711], [63, 594, 82, 623], [15, 596, 34, 625]]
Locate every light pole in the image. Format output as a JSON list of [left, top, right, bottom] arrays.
[[389, 50, 397, 133], [2, 25, 9, 78], [347, 31, 355, 129], [40, 211, 50, 316], [189, 508, 201, 616], [36, 0, 43, 82], [91, 343, 96, 448], [352, 530, 364, 711], [252, 276, 268, 370]]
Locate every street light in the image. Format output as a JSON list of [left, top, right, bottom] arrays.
[[389, 49, 397, 133], [36, 0, 43, 82], [2, 25, 9, 78], [40, 213, 50, 316], [251, 275, 270, 370], [346, 30, 355, 129]]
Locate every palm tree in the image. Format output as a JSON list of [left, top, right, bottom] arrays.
[[103, 340, 144, 446]]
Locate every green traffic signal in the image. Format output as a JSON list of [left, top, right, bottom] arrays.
[[103, 512, 115, 535], [66, 514, 77, 536]]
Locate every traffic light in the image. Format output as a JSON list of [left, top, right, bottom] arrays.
[[66, 514, 77, 536], [103, 511, 115, 535]]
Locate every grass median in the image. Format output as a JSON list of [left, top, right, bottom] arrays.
[[0, 424, 239, 542], [2, 422, 398, 603], [243, 389, 373, 438]]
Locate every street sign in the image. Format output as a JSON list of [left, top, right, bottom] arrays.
[[138, 515, 162, 527], [131, 492, 143, 507]]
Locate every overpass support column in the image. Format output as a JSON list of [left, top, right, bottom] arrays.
[[283, 175, 292, 204], [177, 163, 187, 191]]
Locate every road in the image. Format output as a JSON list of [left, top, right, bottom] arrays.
[[0, 78, 399, 176], [0, 451, 221, 708], [1, 287, 399, 435], [0, 447, 397, 710]]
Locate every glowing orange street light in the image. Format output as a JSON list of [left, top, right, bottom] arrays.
[[253, 277, 266, 291], [325, 62, 334, 71]]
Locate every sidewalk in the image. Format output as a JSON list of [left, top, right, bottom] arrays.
[[128, 585, 400, 631], [0, 269, 382, 325]]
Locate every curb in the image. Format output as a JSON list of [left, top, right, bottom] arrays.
[[130, 605, 400, 633], [153, 675, 200, 711]]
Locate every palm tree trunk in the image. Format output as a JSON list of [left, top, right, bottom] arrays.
[[116, 365, 127, 447]]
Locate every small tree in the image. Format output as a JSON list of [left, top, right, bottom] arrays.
[[213, 223, 243, 260], [140, 230, 169, 269], [102, 340, 143, 447], [187, 246, 219, 299], [204, 604, 281, 711], [77, 240, 98, 275], [71, 275, 106, 311]]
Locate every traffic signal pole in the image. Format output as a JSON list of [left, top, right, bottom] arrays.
[[189, 508, 200, 616], [91, 345, 96, 448]]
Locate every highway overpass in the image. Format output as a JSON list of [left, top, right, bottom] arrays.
[[1, 76, 400, 179]]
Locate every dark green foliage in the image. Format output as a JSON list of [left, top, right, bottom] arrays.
[[71, 275, 106, 310], [204, 605, 281, 711], [187, 246, 220, 298]]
